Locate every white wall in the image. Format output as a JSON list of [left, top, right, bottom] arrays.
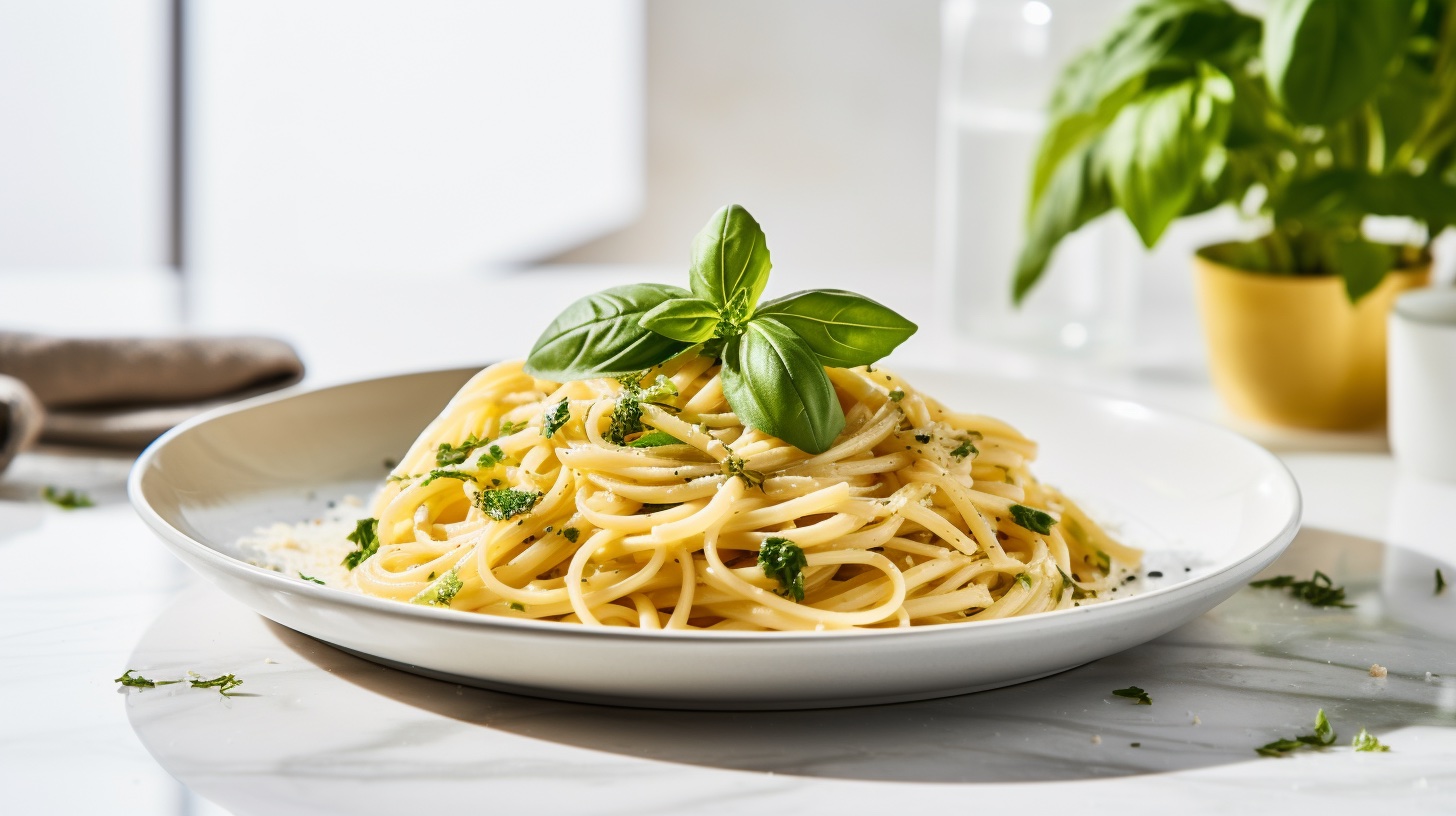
[[555, 0, 941, 278], [0, 0, 171, 269], [184, 0, 645, 276]]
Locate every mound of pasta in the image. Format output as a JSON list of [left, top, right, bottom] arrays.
[[340, 354, 1139, 631]]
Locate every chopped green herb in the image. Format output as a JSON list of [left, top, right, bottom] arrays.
[[499, 420, 522, 436], [561, 527, 580, 543], [387, 473, 419, 483], [1112, 686, 1152, 705], [1351, 728, 1390, 752], [1010, 504, 1056, 535], [629, 430, 683, 448], [1437, 568, 1447, 596], [1249, 571, 1353, 608], [189, 672, 244, 696], [298, 572, 324, 585], [1014, 572, 1032, 590], [115, 669, 180, 689], [722, 451, 765, 489], [475, 488, 542, 521], [410, 568, 463, 607], [42, 486, 94, 509], [427, 571, 436, 581], [435, 433, 490, 467], [1092, 549, 1111, 572], [639, 502, 680, 513], [950, 439, 978, 461], [888, 389, 905, 402], [606, 374, 676, 446], [914, 431, 932, 444], [476, 444, 508, 469], [509, 602, 525, 611], [1256, 709, 1336, 757], [543, 400, 571, 438], [421, 469, 476, 487], [759, 537, 809, 602], [342, 518, 381, 570]]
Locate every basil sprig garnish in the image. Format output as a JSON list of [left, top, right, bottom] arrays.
[[525, 204, 916, 454]]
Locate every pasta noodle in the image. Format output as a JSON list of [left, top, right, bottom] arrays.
[[349, 355, 1140, 631]]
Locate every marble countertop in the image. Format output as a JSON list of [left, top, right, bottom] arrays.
[[2, 265, 1453, 814], [4, 446, 1455, 815]]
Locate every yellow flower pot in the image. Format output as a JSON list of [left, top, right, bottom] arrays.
[[1194, 249, 1431, 430]]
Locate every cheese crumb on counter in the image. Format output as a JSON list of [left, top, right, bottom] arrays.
[[1091, 735, 1101, 745], [1370, 663, 1387, 678]]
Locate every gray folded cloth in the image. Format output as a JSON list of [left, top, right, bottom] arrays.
[[0, 375, 44, 474], [0, 331, 304, 451]]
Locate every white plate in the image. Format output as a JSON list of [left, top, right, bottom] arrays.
[[129, 367, 1301, 710]]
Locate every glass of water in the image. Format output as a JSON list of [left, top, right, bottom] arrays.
[[936, 0, 1137, 368]]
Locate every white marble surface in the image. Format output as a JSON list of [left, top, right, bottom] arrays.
[[4, 447, 1456, 815], [2, 265, 1452, 814]]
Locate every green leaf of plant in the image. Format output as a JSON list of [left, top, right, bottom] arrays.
[[1015, 141, 1113, 304], [1263, 0, 1415, 125], [641, 297, 721, 344], [525, 284, 692, 381], [1099, 64, 1233, 247], [689, 204, 772, 312], [754, 289, 917, 368], [1277, 170, 1456, 226], [1030, 0, 1260, 209], [1322, 234, 1396, 302], [721, 317, 845, 454]]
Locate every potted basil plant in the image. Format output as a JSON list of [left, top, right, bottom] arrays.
[[1016, 0, 1456, 430]]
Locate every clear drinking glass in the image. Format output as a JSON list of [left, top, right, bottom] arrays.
[[935, 0, 1136, 367]]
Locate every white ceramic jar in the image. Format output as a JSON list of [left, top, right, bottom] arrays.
[[1389, 288, 1456, 482]]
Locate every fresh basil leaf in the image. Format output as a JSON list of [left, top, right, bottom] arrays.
[[628, 430, 683, 448], [641, 297, 721, 344], [1277, 170, 1456, 227], [1323, 234, 1396, 303], [1263, 0, 1414, 125], [754, 289, 917, 368], [1098, 64, 1233, 248], [1032, 0, 1259, 207], [689, 204, 772, 312], [721, 317, 845, 454], [525, 284, 692, 381], [1015, 140, 1113, 303]]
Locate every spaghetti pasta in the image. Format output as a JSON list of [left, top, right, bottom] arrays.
[[344, 354, 1141, 631]]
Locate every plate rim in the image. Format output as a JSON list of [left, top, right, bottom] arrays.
[[128, 365, 1303, 644]]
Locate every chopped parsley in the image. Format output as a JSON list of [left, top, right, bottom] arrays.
[[421, 469, 476, 486], [914, 431, 932, 444], [543, 400, 571, 438], [475, 487, 542, 521], [298, 573, 324, 585], [499, 420, 522, 436], [949, 438, 978, 461], [1112, 686, 1152, 705], [1256, 709, 1336, 757], [115, 669, 179, 689], [607, 374, 678, 445], [759, 537, 808, 602], [342, 518, 381, 569], [387, 473, 420, 483], [1056, 565, 1094, 602], [1249, 571, 1353, 608], [435, 433, 490, 467], [42, 486, 94, 509], [1351, 728, 1390, 752], [629, 430, 683, 448], [888, 389, 905, 402], [509, 602, 526, 611], [561, 527, 580, 543], [1014, 572, 1032, 590], [722, 451, 765, 489], [116, 670, 242, 696], [189, 672, 244, 696], [1010, 504, 1056, 535], [411, 568, 463, 607], [475, 444, 508, 469], [1437, 568, 1447, 596]]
